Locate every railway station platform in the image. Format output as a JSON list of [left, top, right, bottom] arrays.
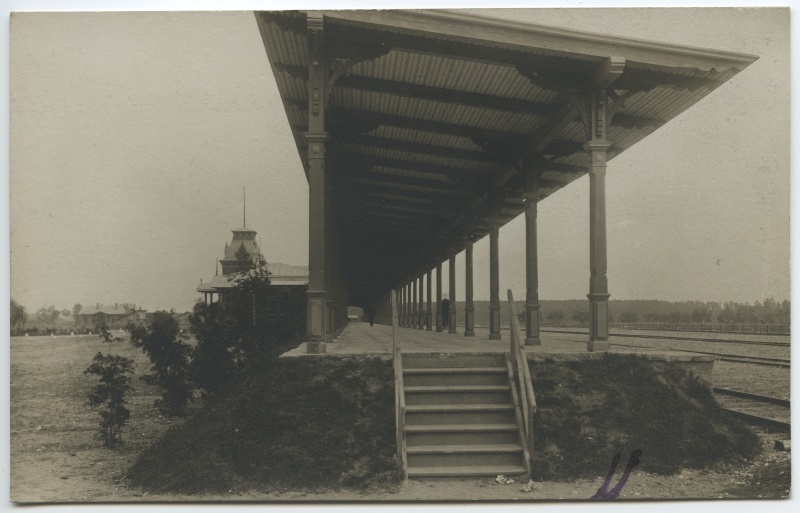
[[282, 322, 715, 384]]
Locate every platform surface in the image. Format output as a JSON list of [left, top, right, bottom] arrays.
[[282, 323, 713, 362]]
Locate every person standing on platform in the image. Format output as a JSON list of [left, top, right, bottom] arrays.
[[441, 296, 450, 329]]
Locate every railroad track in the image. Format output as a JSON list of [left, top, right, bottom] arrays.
[[540, 328, 790, 348], [713, 388, 791, 433], [667, 348, 790, 368]]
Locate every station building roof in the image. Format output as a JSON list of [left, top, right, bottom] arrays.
[[256, 9, 757, 306]]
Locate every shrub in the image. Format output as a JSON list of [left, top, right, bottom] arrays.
[[189, 265, 306, 396], [129, 311, 193, 416], [84, 351, 135, 448]]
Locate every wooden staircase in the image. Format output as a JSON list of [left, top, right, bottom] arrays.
[[399, 353, 530, 479]]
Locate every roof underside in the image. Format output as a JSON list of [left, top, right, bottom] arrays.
[[255, 9, 757, 308]]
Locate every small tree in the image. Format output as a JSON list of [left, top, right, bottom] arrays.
[[84, 324, 134, 448], [189, 264, 306, 397], [10, 299, 27, 333], [36, 305, 60, 330], [129, 312, 193, 416]]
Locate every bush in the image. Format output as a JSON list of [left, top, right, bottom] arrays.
[[189, 266, 306, 397], [129, 312, 193, 416], [84, 351, 135, 448]]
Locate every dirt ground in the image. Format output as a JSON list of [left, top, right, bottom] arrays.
[[8, 334, 792, 503]]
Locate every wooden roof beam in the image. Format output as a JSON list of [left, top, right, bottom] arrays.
[[334, 133, 509, 164], [336, 175, 475, 198], [331, 152, 493, 180]]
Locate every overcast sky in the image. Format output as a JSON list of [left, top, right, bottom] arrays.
[[8, 5, 790, 313]]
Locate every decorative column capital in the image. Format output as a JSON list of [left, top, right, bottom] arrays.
[[521, 189, 540, 202], [583, 140, 612, 152], [304, 132, 328, 159]]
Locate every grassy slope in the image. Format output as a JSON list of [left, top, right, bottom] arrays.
[[125, 357, 403, 494], [126, 354, 761, 494], [529, 354, 761, 480]]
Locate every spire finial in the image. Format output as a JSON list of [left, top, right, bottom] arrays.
[[243, 186, 246, 227], [216, 259, 219, 276]]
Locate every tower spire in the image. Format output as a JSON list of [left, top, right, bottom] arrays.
[[243, 186, 246, 227]]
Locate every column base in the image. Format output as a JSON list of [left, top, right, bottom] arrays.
[[448, 328, 457, 334], [435, 327, 443, 332], [306, 340, 326, 354], [489, 333, 502, 341], [588, 340, 611, 352], [465, 330, 475, 337], [525, 337, 541, 346]]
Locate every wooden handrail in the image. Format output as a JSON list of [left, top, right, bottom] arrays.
[[507, 290, 537, 459], [505, 354, 532, 476]]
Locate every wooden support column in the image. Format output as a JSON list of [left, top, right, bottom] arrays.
[[414, 276, 423, 330], [448, 252, 457, 334], [418, 275, 424, 329], [426, 269, 433, 331], [406, 282, 412, 328], [435, 263, 443, 332], [523, 160, 542, 346], [488, 223, 501, 340], [412, 279, 418, 329], [586, 57, 623, 352], [464, 240, 475, 337], [304, 11, 327, 353], [403, 283, 411, 328], [586, 137, 612, 350], [400, 285, 405, 327]]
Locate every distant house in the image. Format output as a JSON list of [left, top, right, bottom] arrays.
[[122, 308, 151, 327], [76, 303, 139, 328]]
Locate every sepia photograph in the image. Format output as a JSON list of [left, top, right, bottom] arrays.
[[5, 0, 793, 507]]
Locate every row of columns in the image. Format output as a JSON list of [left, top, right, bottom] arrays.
[[394, 232, 512, 340], [303, 11, 613, 352]]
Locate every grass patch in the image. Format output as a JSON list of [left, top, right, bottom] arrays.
[[529, 353, 762, 480], [125, 356, 403, 494]]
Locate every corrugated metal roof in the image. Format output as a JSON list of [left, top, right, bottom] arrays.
[[256, 9, 757, 305]]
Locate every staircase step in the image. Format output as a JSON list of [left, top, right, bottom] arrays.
[[403, 354, 506, 369], [407, 465, 528, 478], [404, 385, 511, 405], [405, 423, 521, 446], [405, 404, 516, 425], [407, 444, 522, 454], [404, 367, 507, 386], [405, 385, 510, 392], [405, 423, 519, 433], [407, 444, 523, 467], [404, 368, 507, 374], [406, 404, 514, 412]]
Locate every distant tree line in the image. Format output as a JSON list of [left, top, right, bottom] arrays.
[[450, 298, 790, 328]]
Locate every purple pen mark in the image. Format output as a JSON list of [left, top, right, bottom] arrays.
[[591, 449, 642, 499]]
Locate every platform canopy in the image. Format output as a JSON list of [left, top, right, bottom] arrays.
[[256, 10, 756, 310]]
